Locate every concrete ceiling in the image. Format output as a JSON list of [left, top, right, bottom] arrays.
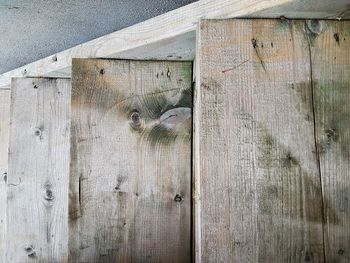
[[0, 0, 197, 74]]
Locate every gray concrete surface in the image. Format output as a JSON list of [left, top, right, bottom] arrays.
[[0, 0, 197, 74]]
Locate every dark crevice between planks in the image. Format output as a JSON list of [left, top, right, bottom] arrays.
[[305, 19, 327, 263], [190, 80, 195, 263]]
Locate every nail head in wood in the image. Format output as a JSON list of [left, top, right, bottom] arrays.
[[167, 68, 171, 79], [251, 38, 257, 48], [34, 127, 42, 137], [3, 172, 7, 183]]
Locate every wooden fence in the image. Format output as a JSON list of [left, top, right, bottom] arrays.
[[0, 19, 349, 262]]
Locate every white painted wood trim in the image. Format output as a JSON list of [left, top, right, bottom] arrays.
[[1, 0, 349, 89]]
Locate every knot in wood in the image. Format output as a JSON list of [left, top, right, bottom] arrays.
[[304, 251, 312, 262], [24, 245, 36, 257], [44, 189, 54, 201], [130, 110, 142, 129], [326, 128, 338, 141], [306, 20, 326, 35], [174, 194, 183, 202]]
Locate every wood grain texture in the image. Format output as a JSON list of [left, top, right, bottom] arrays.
[[6, 78, 71, 262], [196, 19, 325, 262], [70, 59, 192, 262], [250, 1, 350, 19], [308, 20, 350, 263], [1, 0, 350, 88], [0, 88, 10, 263]]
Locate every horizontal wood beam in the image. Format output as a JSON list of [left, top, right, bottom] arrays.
[[0, 0, 349, 89]]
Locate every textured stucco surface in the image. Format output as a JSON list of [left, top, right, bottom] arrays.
[[0, 0, 197, 74]]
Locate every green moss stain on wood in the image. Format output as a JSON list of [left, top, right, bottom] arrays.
[[310, 20, 350, 263], [313, 81, 350, 158], [257, 125, 338, 225]]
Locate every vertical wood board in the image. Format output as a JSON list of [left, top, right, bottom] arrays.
[[310, 20, 350, 263], [70, 59, 192, 262], [6, 78, 71, 262], [197, 19, 325, 262], [0, 89, 10, 263]]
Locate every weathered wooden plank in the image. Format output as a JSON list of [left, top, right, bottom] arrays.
[[250, 1, 350, 19], [0, 87, 10, 263], [196, 19, 325, 262], [6, 78, 71, 262], [309, 20, 350, 263], [70, 59, 192, 262], [1, 0, 350, 89]]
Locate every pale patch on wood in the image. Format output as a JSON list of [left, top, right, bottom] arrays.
[[69, 59, 192, 262], [196, 19, 325, 262], [6, 78, 71, 262]]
